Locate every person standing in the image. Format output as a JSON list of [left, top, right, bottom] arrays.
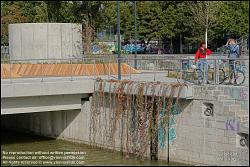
[[194, 42, 212, 84], [225, 36, 240, 84]]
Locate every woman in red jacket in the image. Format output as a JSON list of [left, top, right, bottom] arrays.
[[195, 42, 212, 84]]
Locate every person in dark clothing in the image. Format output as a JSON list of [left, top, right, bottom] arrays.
[[225, 36, 240, 84]]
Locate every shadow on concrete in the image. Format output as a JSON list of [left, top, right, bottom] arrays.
[[1, 109, 80, 144]]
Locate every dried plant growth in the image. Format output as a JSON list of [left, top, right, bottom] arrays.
[[89, 78, 188, 159]]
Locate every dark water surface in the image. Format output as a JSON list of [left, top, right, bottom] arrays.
[[1, 130, 189, 166]]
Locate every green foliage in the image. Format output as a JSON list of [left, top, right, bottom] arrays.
[[1, 1, 249, 52], [1, 1, 28, 44]]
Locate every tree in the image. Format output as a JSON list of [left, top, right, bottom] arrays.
[[210, 1, 249, 48], [45, 1, 61, 22], [1, 1, 28, 45], [187, 1, 220, 47], [71, 1, 107, 54], [1, 1, 248, 53], [22, 1, 47, 22], [137, 1, 162, 45], [160, 4, 178, 53]]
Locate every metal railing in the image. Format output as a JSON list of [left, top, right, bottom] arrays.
[[1, 56, 249, 85]]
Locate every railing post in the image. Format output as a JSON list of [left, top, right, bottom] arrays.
[[214, 59, 217, 84], [156, 59, 159, 71], [180, 60, 182, 80], [108, 56, 111, 79], [129, 56, 131, 80], [70, 58, 73, 81], [82, 57, 84, 77], [203, 60, 205, 85], [85, 57, 87, 77], [94, 59, 96, 80], [41, 60, 44, 82], [153, 59, 156, 81], [10, 60, 12, 83]]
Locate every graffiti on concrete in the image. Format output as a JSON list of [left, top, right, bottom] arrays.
[[225, 115, 249, 133], [158, 101, 182, 149], [226, 87, 249, 100], [240, 88, 248, 100], [225, 117, 240, 132]]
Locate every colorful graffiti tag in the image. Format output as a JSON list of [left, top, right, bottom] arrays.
[[158, 100, 182, 149], [225, 117, 240, 132]]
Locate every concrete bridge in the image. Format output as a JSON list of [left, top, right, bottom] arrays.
[[1, 75, 193, 115], [1, 72, 249, 166]]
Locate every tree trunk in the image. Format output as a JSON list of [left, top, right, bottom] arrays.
[[83, 23, 93, 56], [170, 38, 173, 54], [180, 34, 183, 54]]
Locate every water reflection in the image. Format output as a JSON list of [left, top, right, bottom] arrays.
[[1, 130, 188, 166]]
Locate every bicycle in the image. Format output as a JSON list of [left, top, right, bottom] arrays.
[[179, 59, 214, 85], [218, 58, 246, 86]]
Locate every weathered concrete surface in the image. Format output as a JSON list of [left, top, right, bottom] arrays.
[[1, 78, 249, 166], [1, 74, 192, 98], [97, 80, 193, 99], [169, 85, 249, 166], [1, 94, 89, 115], [8, 23, 83, 60], [1, 77, 193, 115], [1, 79, 94, 98]]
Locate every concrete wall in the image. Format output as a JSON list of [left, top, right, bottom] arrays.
[[168, 85, 249, 165], [8, 23, 83, 61], [1, 96, 145, 155], [1, 85, 249, 165], [1, 100, 91, 144]]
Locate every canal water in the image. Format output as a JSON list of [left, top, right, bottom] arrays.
[[1, 130, 188, 166]]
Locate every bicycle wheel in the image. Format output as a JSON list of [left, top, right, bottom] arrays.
[[219, 69, 226, 84], [232, 70, 245, 86], [207, 68, 215, 84], [189, 69, 201, 84], [179, 69, 191, 83]]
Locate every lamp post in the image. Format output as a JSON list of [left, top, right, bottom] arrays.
[[117, 1, 121, 80], [134, 1, 137, 69]]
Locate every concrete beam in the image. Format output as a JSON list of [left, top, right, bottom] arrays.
[[1, 79, 94, 98], [1, 94, 88, 115], [98, 81, 194, 99]]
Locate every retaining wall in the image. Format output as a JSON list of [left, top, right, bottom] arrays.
[[1, 84, 249, 165]]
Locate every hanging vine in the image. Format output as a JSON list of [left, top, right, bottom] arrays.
[[90, 78, 188, 159]]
